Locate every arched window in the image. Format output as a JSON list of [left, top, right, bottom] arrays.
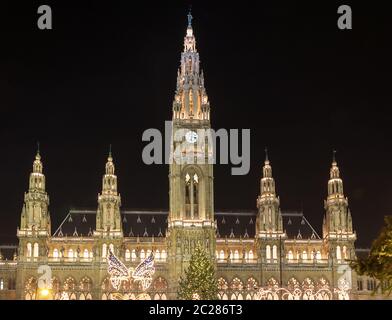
[[248, 250, 254, 261], [185, 170, 199, 219], [336, 246, 341, 260], [83, 249, 89, 259], [161, 250, 167, 261], [102, 244, 107, 258], [53, 248, 59, 259], [80, 277, 92, 292], [33, 243, 39, 258], [218, 278, 228, 291], [230, 277, 243, 291], [140, 249, 145, 260], [0, 278, 4, 290], [27, 243, 32, 257], [234, 250, 239, 261], [131, 249, 136, 261], [155, 250, 160, 261], [125, 249, 131, 261], [272, 245, 278, 260], [153, 277, 168, 292], [219, 250, 225, 261], [316, 251, 322, 261], [109, 243, 114, 253], [342, 246, 348, 259], [302, 250, 308, 261], [266, 245, 271, 261], [287, 250, 293, 261], [68, 248, 74, 259]]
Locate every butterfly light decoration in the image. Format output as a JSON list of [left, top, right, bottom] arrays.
[[107, 249, 155, 291]]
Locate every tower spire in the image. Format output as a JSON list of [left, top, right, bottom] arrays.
[[96, 151, 122, 236], [264, 147, 269, 163], [36, 141, 40, 157]]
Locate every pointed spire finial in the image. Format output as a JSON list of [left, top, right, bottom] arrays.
[[265, 147, 269, 163], [35, 141, 41, 160], [109, 144, 112, 158], [187, 6, 193, 27], [332, 149, 337, 164]]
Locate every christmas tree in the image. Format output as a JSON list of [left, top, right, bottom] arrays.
[[177, 244, 218, 300], [351, 216, 392, 295]]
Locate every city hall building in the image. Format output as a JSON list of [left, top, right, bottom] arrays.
[[0, 14, 386, 300]]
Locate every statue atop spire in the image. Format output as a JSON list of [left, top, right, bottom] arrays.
[[187, 7, 193, 27]]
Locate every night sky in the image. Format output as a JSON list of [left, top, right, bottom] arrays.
[[1, 1, 391, 247]]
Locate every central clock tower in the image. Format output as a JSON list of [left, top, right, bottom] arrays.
[[167, 12, 216, 297]]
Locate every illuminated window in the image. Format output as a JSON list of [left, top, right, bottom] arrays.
[[102, 244, 107, 258], [272, 245, 278, 260], [83, 249, 89, 259], [140, 249, 145, 260], [302, 251, 308, 261], [234, 250, 239, 261], [287, 250, 293, 261], [68, 248, 74, 259], [248, 250, 254, 261], [161, 250, 167, 261], [343, 246, 348, 259], [219, 250, 225, 261], [131, 249, 136, 261], [0, 279, 4, 290], [53, 248, 59, 259], [125, 249, 131, 261], [109, 243, 114, 253], [27, 243, 32, 257], [33, 243, 39, 258], [316, 251, 322, 260], [266, 245, 271, 261], [155, 250, 160, 261], [336, 246, 341, 260]]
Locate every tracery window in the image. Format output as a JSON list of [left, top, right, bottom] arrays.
[[185, 171, 199, 219]]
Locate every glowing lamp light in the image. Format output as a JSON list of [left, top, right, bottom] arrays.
[[36, 287, 53, 300]]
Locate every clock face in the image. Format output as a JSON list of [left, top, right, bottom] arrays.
[[185, 131, 198, 143]]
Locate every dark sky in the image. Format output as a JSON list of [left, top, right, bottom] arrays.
[[0, 1, 391, 247]]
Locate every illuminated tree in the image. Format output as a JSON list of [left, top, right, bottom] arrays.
[[177, 245, 218, 300], [351, 216, 392, 295]]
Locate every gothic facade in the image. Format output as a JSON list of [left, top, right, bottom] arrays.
[[0, 14, 388, 300]]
